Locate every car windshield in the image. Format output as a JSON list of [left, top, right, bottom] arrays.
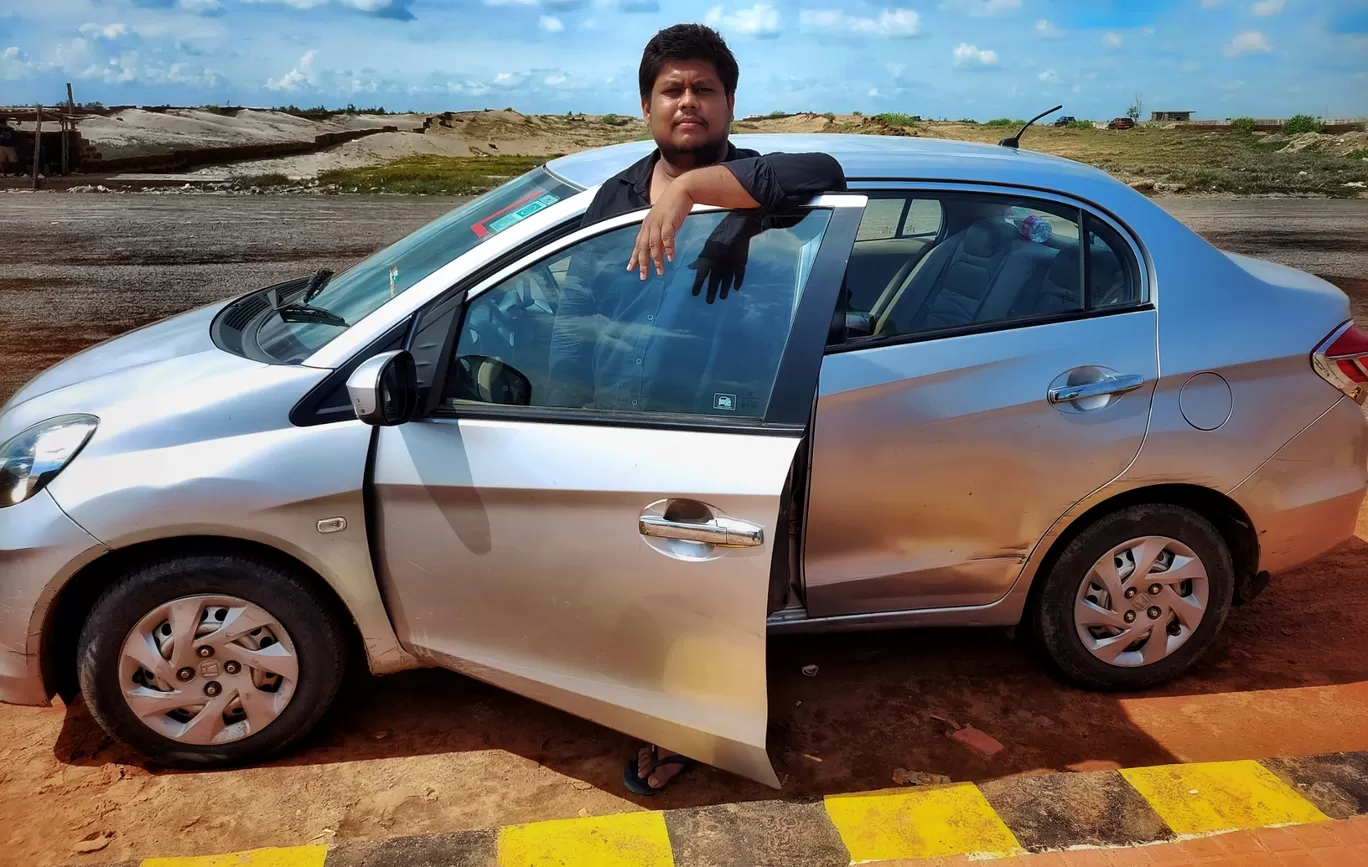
[[255, 167, 579, 363]]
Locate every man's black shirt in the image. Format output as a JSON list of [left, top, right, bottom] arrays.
[[582, 142, 847, 225]]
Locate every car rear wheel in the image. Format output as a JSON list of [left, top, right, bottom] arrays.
[[77, 553, 346, 767], [1030, 504, 1235, 690]]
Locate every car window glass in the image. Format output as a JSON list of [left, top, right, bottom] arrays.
[[840, 192, 1139, 346], [901, 200, 944, 236], [855, 199, 904, 241], [1086, 216, 1142, 309], [443, 209, 833, 420]]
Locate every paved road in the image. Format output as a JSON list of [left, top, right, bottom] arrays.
[[2, 192, 1368, 865]]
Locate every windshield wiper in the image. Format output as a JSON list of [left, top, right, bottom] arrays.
[[266, 268, 346, 327]]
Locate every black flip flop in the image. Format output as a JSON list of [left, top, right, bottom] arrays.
[[623, 746, 695, 796]]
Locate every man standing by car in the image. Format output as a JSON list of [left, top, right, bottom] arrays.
[[548, 22, 846, 795]]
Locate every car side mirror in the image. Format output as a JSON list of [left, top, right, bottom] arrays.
[[346, 350, 418, 426], [451, 354, 532, 407]]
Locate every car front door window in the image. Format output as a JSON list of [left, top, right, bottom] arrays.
[[443, 209, 833, 421]]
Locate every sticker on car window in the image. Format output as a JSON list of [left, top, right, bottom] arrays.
[[472, 192, 562, 239]]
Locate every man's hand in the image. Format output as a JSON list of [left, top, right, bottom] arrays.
[[628, 182, 694, 281], [687, 213, 764, 304], [626, 165, 762, 280]]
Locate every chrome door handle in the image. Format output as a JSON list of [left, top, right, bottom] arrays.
[[639, 515, 764, 547], [1048, 373, 1144, 405]]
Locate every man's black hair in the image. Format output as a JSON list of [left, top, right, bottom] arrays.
[[638, 23, 739, 99]]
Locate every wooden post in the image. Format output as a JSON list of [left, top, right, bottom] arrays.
[[62, 82, 74, 176], [32, 104, 41, 190]]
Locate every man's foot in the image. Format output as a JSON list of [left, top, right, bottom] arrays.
[[622, 744, 695, 795]]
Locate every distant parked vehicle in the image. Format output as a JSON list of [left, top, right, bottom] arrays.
[[1054, 116, 1078, 127], [1108, 117, 1137, 130]]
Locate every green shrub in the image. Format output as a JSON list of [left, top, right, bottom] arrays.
[[600, 113, 631, 126], [852, 110, 863, 116], [822, 112, 836, 121], [1282, 114, 1325, 135], [1230, 117, 1257, 133], [1347, 148, 1368, 161], [986, 118, 1025, 127], [1067, 119, 1094, 129], [875, 112, 917, 127]]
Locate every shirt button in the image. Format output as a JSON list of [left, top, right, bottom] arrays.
[[631, 399, 638, 406], [635, 358, 642, 365], [646, 314, 654, 321]]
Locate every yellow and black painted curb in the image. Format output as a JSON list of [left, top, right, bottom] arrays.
[[81, 750, 1368, 866]]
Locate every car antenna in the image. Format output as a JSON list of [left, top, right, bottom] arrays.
[[999, 104, 1064, 149]]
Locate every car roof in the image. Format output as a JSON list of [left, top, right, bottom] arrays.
[[546, 133, 1120, 198]]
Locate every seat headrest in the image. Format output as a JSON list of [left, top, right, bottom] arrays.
[[962, 218, 1017, 258]]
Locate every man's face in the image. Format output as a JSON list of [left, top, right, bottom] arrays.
[[641, 59, 733, 158]]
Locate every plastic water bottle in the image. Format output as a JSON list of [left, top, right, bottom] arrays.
[[1004, 206, 1053, 243]]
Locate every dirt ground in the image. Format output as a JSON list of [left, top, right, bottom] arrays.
[[3, 193, 1368, 865]]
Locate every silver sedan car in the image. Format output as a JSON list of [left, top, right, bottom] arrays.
[[3, 134, 1365, 788]]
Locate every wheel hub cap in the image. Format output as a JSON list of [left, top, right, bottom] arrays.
[[118, 594, 299, 745], [1073, 536, 1210, 668]]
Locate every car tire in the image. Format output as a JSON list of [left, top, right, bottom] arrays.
[[77, 552, 347, 767], [1030, 504, 1235, 691]]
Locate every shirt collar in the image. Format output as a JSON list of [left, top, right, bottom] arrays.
[[620, 140, 742, 200]]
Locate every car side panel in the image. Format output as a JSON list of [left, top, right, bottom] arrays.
[[1230, 396, 1368, 576], [804, 310, 1157, 616], [41, 370, 418, 677]]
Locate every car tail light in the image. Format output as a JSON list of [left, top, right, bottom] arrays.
[[1313, 322, 1368, 403]]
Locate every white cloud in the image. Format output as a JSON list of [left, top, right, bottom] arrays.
[[1102, 31, 1123, 48], [179, 0, 223, 12], [1071, 84, 1082, 93], [538, 14, 563, 31], [1224, 30, 1271, 56], [1140, 25, 1156, 36], [1034, 19, 1062, 38], [1251, 0, 1283, 15], [79, 23, 132, 40], [940, 0, 1021, 15], [1038, 68, 1059, 83], [266, 48, 316, 90], [1219, 79, 1246, 91], [1, 45, 47, 80], [799, 8, 920, 37], [886, 61, 904, 77], [704, 2, 781, 37], [580, 16, 598, 28], [952, 42, 999, 68], [1182, 60, 1203, 72], [543, 72, 567, 86]]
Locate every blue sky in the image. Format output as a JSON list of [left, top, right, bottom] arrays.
[[1, 0, 1365, 120]]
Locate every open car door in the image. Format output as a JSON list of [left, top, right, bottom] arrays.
[[369, 196, 863, 786]]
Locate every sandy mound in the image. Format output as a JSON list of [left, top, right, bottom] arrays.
[[1280, 131, 1368, 156], [73, 109, 408, 160], [187, 131, 475, 179]]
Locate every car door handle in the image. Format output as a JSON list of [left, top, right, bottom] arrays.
[[1048, 373, 1145, 405], [639, 515, 764, 547]]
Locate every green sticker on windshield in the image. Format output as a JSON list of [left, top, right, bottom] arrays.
[[487, 193, 562, 234]]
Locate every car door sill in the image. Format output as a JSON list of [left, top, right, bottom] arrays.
[[766, 598, 1022, 634]]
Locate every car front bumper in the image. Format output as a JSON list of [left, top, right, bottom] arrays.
[[1230, 396, 1368, 576], [0, 490, 107, 706]]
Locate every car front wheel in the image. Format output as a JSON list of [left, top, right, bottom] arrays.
[[1031, 504, 1235, 691], [77, 553, 346, 766]]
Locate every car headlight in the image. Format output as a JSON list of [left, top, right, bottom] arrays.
[[0, 415, 99, 508]]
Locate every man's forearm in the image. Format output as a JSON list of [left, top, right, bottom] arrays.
[[675, 165, 763, 210]]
